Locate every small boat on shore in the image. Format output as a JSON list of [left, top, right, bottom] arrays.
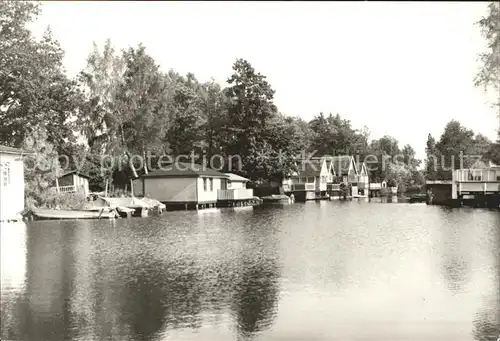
[[93, 196, 163, 217], [261, 194, 293, 204], [28, 207, 117, 220]]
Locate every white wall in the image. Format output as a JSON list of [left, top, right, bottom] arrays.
[[73, 174, 89, 196], [144, 177, 197, 202], [132, 178, 144, 196], [229, 180, 246, 189], [197, 177, 222, 203], [0, 152, 25, 220]]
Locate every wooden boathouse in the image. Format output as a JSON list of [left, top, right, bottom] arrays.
[[217, 173, 260, 208], [282, 155, 368, 201], [426, 166, 500, 208], [282, 158, 332, 201], [136, 162, 259, 210]]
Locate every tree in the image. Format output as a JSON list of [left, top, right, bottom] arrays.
[[166, 72, 205, 156], [425, 134, 438, 180], [308, 113, 368, 157], [435, 120, 476, 174], [117, 45, 172, 160], [23, 128, 63, 208], [475, 1, 500, 160], [223, 59, 278, 181], [78, 39, 125, 154], [0, 1, 82, 149], [475, 2, 500, 109], [198, 80, 228, 161], [385, 161, 411, 194], [367, 135, 401, 182]]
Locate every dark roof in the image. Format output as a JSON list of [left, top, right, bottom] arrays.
[[356, 161, 368, 175], [142, 162, 229, 178], [325, 156, 356, 177], [296, 159, 324, 177], [0, 145, 24, 155], [59, 170, 91, 179]]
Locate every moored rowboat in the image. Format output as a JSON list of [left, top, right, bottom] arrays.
[[29, 208, 117, 220]]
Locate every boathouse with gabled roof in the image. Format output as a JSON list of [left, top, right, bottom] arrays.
[[139, 162, 229, 209], [324, 155, 360, 197], [282, 157, 333, 200], [356, 161, 370, 196]]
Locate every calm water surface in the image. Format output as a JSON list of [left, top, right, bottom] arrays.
[[1, 201, 499, 341]]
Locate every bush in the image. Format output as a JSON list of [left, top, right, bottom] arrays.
[[26, 191, 89, 210], [106, 188, 132, 198]]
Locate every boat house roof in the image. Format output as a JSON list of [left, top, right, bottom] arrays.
[[142, 162, 229, 178], [295, 159, 325, 177], [0, 145, 24, 155], [326, 156, 357, 177], [59, 170, 91, 179], [225, 173, 250, 182]]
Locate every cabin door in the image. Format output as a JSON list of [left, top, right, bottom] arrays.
[[221, 179, 227, 190]]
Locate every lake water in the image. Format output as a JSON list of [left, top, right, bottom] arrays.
[[1, 201, 499, 341]]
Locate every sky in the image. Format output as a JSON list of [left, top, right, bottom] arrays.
[[29, 1, 499, 159]]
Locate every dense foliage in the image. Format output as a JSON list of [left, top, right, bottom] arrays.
[[475, 1, 500, 164], [1, 1, 498, 204]]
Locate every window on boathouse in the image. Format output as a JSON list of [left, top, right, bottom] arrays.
[[1, 162, 10, 187]]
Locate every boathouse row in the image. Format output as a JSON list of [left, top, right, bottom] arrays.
[[281, 156, 374, 200], [132, 162, 258, 210]]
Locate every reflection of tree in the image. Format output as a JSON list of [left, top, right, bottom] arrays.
[[12, 223, 78, 341], [441, 257, 469, 293], [472, 215, 500, 341], [472, 307, 500, 341], [232, 259, 280, 339], [224, 209, 282, 340], [117, 258, 203, 341], [440, 226, 470, 294]]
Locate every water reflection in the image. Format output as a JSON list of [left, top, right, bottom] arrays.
[[228, 210, 281, 339], [473, 303, 500, 341], [0, 222, 28, 340], [2, 222, 79, 341], [119, 258, 202, 340], [232, 260, 280, 340], [473, 213, 500, 341], [433, 210, 477, 294], [1, 203, 499, 341]]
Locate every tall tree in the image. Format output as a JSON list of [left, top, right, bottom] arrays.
[[0, 1, 82, 149], [198, 80, 228, 160], [223, 59, 278, 181], [117, 45, 171, 160], [475, 2, 500, 112], [166, 72, 205, 156], [367, 135, 401, 182], [435, 120, 476, 179], [78, 39, 125, 154], [425, 134, 438, 180], [475, 2, 500, 164]]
